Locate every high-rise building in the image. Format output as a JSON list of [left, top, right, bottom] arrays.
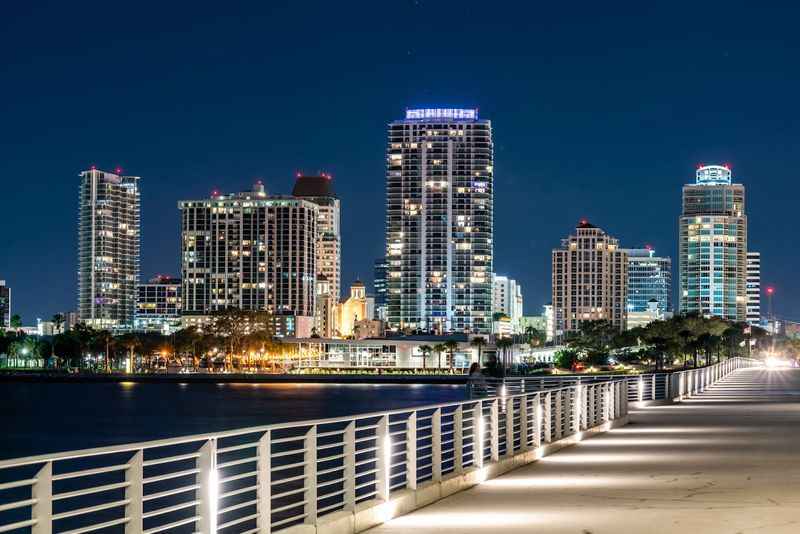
[[179, 182, 317, 323], [0, 281, 9, 328], [373, 258, 388, 321], [292, 174, 341, 300], [314, 274, 335, 337], [78, 167, 140, 330], [679, 164, 747, 320], [135, 275, 182, 334], [492, 275, 524, 333], [386, 108, 493, 334], [622, 247, 672, 313], [552, 220, 628, 338], [746, 252, 761, 327]]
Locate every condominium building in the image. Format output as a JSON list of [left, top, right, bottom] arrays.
[[622, 247, 672, 313], [679, 164, 747, 321], [492, 275, 524, 333], [386, 108, 493, 334], [135, 275, 182, 334], [746, 251, 761, 326], [373, 258, 388, 321], [291, 174, 341, 300], [179, 182, 317, 321], [77, 167, 140, 330], [0, 281, 9, 328], [552, 220, 628, 338]]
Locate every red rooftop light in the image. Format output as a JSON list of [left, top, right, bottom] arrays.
[[767, 286, 775, 295]]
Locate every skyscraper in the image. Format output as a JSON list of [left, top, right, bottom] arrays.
[[179, 182, 317, 326], [291, 174, 341, 300], [552, 220, 628, 338], [679, 164, 747, 321], [492, 275, 524, 333], [135, 275, 182, 334], [622, 247, 672, 313], [373, 258, 387, 321], [386, 108, 493, 334], [0, 281, 9, 328], [78, 167, 140, 330], [746, 251, 761, 326]]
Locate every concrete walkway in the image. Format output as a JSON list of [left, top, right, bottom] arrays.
[[371, 368, 800, 534]]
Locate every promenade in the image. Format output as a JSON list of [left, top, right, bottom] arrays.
[[371, 368, 800, 534]]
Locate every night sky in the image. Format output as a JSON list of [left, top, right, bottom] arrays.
[[2, 1, 799, 324]]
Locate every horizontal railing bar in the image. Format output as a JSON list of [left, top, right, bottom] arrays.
[[0, 478, 37, 491], [143, 451, 200, 466], [218, 498, 258, 516], [54, 481, 131, 501], [220, 484, 257, 500], [219, 470, 258, 485], [271, 513, 307, 528], [272, 473, 306, 485], [272, 448, 307, 459], [272, 460, 308, 472], [143, 483, 200, 502], [60, 516, 130, 534], [272, 500, 307, 514], [142, 515, 198, 534], [142, 499, 200, 519], [271, 485, 307, 499], [218, 512, 259, 530], [0, 498, 36, 513], [218, 442, 259, 454], [317, 465, 345, 476], [53, 464, 130, 481], [218, 456, 258, 469], [143, 468, 200, 484], [0, 519, 37, 533], [52, 498, 130, 520]]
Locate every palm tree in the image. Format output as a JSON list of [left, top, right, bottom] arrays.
[[470, 336, 487, 366], [433, 343, 446, 371], [444, 339, 459, 372], [418, 345, 432, 370]]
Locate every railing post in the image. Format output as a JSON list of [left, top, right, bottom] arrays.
[[375, 416, 389, 502], [490, 400, 499, 462], [406, 412, 418, 489], [343, 422, 356, 510], [651, 374, 656, 401], [543, 392, 552, 443], [257, 432, 271, 533], [125, 451, 143, 534], [196, 438, 217, 534], [589, 385, 597, 427], [519, 394, 529, 452], [304, 426, 318, 522], [453, 406, 464, 474], [533, 393, 542, 449], [573, 385, 582, 434], [505, 396, 515, 457], [554, 390, 563, 440], [638, 375, 644, 402], [31, 461, 52, 534], [472, 401, 483, 468], [431, 408, 442, 482]]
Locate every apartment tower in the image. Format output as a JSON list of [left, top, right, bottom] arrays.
[[552, 220, 628, 338], [746, 251, 761, 326], [78, 167, 140, 330], [386, 108, 493, 334]]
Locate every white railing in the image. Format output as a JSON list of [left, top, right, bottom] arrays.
[[483, 357, 760, 403], [0, 358, 754, 534]]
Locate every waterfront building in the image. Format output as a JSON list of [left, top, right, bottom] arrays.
[[746, 252, 761, 327], [679, 164, 747, 321], [622, 247, 672, 314], [135, 275, 182, 335], [385, 108, 493, 334], [335, 280, 369, 337], [373, 258, 388, 321], [292, 174, 341, 301], [552, 220, 628, 338], [519, 304, 553, 341], [0, 281, 9, 328], [627, 299, 672, 330], [492, 275, 524, 333], [179, 182, 317, 323], [314, 275, 335, 337], [78, 167, 140, 330]]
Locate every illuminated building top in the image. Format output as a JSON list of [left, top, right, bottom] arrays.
[[404, 108, 478, 121], [695, 164, 732, 185]]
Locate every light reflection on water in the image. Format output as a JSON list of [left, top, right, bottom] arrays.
[[1, 381, 467, 460]]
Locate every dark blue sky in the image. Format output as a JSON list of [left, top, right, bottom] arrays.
[[2, 1, 799, 323]]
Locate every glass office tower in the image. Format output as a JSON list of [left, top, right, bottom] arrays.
[[679, 165, 747, 320], [385, 108, 493, 334], [623, 248, 672, 313]]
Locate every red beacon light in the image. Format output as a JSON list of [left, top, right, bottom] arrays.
[[766, 286, 775, 295], [115, 167, 122, 174]]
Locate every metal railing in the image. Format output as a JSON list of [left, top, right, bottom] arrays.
[[0, 358, 754, 534], [480, 357, 760, 403]]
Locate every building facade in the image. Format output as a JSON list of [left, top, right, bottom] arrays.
[[492, 275, 524, 333], [179, 183, 317, 321], [679, 165, 747, 321], [78, 167, 140, 330], [746, 251, 761, 327], [373, 258, 387, 321], [135, 276, 182, 334], [335, 280, 369, 337], [623, 247, 672, 314], [0, 281, 9, 329], [386, 108, 493, 334], [552, 221, 628, 338]]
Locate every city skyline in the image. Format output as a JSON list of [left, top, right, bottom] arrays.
[[3, 2, 799, 323]]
